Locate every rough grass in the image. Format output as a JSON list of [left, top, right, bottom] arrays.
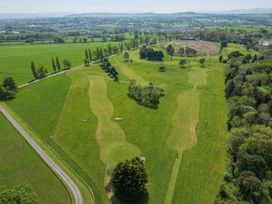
[[0, 113, 71, 204], [8, 74, 71, 140]]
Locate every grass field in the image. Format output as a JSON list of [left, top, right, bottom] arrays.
[[0, 42, 120, 85], [0, 113, 71, 204], [2, 42, 250, 203]]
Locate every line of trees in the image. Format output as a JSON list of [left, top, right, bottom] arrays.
[[73, 37, 88, 43], [219, 51, 265, 65], [177, 47, 197, 57], [216, 48, 272, 204], [165, 43, 198, 57], [128, 80, 165, 109], [31, 57, 71, 80], [100, 58, 119, 81], [139, 45, 164, 61], [0, 77, 17, 101]]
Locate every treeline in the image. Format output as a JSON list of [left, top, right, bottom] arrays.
[[128, 80, 165, 109], [215, 48, 272, 203], [31, 57, 71, 80], [0, 77, 17, 101], [166, 44, 197, 57], [83, 40, 144, 65], [0, 32, 59, 42], [100, 58, 119, 81], [140, 45, 164, 61], [219, 50, 266, 65], [193, 29, 267, 50], [163, 29, 271, 51]]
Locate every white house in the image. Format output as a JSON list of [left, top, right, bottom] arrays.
[[260, 41, 272, 46]]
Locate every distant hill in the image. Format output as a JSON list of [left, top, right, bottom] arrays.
[[0, 8, 272, 19], [0, 13, 71, 19], [222, 8, 272, 14]]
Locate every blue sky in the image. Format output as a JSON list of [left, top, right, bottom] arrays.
[[0, 0, 272, 13]]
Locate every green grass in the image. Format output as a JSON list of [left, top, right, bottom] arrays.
[[6, 45, 229, 204], [0, 113, 71, 204], [8, 74, 72, 140], [173, 61, 229, 204], [0, 42, 120, 85]]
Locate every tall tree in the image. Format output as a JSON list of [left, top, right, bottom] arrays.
[[52, 58, 56, 72], [219, 55, 223, 63], [124, 51, 130, 62], [85, 49, 89, 60], [99, 47, 104, 59], [179, 59, 187, 68], [31, 61, 37, 79], [56, 57, 61, 71], [88, 49, 92, 61], [108, 43, 112, 55], [63, 59, 72, 69], [96, 47, 100, 59], [2, 77, 17, 92], [111, 157, 148, 201], [199, 58, 206, 67], [120, 41, 124, 52]]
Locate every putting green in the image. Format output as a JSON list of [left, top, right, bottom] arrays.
[[188, 68, 208, 89], [165, 68, 207, 204], [103, 142, 141, 164], [89, 76, 140, 165]]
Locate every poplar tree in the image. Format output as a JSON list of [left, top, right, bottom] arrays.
[[31, 61, 37, 79], [88, 49, 92, 61], [96, 47, 100, 59], [52, 58, 56, 72], [85, 49, 89, 60], [56, 57, 61, 71]]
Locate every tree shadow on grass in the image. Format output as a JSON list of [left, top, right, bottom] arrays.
[[111, 190, 149, 204]]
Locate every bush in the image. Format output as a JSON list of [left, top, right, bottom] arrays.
[[128, 80, 165, 109], [140, 45, 164, 61], [0, 77, 17, 101]]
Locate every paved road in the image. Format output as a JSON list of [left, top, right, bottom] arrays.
[[0, 104, 83, 204]]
